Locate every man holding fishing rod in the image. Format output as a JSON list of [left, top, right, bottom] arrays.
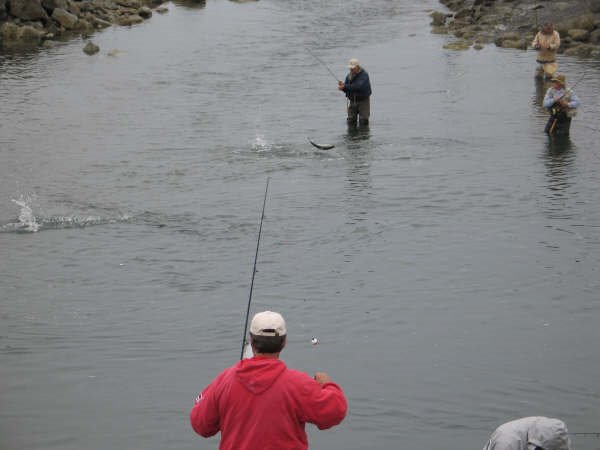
[[338, 58, 372, 127], [190, 310, 347, 450], [543, 74, 581, 136]]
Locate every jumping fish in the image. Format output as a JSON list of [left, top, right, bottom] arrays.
[[308, 139, 335, 150]]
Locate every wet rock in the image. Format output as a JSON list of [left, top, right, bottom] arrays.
[[568, 29, 590, 42], [17, 25, 46, 42], [8, 0, 49, 21], [41, 0, 69, 12], [430, 10, 448, 26], [0, 21, 19, 41], [156, 6, 168, 13], [0, 0, 7, 21], [83, 40, 99, 54], [589, 29, 600, 45], [117, 14, 144, 25], [444, 40, 471, 50], [569, 14, 595, 31], [563, 43, 595, 57], [52, 8, 78, 29], [92, 16, 113, 29], [138, 6, 152, 18], [431, 0, 600, 58]]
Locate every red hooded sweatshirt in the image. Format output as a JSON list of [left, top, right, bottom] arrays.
[[190, 356, 347, 450]]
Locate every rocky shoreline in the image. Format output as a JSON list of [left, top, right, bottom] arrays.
[[2, 0, 600, 57], [0, 0, 171, 51], [429, 0, 600, 57]]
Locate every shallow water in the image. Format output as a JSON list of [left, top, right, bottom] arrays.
[[2, 1, 600, 449]]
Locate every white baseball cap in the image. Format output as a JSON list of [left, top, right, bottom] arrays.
[[250, 311, 287, 337], [348, 58, 360, 69]]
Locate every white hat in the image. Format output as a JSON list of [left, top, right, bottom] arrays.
[[348, 58, 360, 69], [250, 311, 287, 337]]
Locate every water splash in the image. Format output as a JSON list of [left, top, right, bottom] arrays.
[[10, 196, 40, 232]]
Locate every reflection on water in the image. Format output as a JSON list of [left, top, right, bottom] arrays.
[[343, 125, 372, 224], [542, 135, 576, 219], [532, 77, 551, 115]]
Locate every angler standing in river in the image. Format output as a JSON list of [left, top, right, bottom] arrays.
[[338, 58, 372, 127], [190, 311, 347, 450], [531, 22, 561, 80], [543, 74, 581, 136]]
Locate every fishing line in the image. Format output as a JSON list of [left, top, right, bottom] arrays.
[[306, 47, 340, 82], [240, 177, 270, 360]]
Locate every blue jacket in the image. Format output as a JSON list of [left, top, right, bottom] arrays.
[[342, 69, 372, 101]]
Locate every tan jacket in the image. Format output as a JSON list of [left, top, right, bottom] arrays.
[[531, 30, 560, 62]]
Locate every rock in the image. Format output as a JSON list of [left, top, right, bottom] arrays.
[[17, 24, 46, 42], [52, 7, 78, 29], [93, 16, 113, 28], [431, 25, 449, 34], [0, 21, 19, 41], [116, 0, 141, 7], [444, 40, 471, 50], [138, 6, 152, 18], [67, 0, 81, 16], [83, 40, 99, 55], [430, 10, 448, 26], [117, 14, 144, 25], [8, 0, 49, 21], [563, 43, 595, 57], [570, 14, 595, 31], [499, 38, 527, 49], [155, 6, 168, 14], [74, 18, 94, 34], [589, 29, 600, 45], [568, 28, 590, 42], [41, 0, 69, 12], [107, 48, 123, 56], [0, 0, 7, 21]]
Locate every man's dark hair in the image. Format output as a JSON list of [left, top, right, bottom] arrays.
[[250, 333, 286, 354]]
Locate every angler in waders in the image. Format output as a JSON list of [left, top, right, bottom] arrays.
[[531, 22, 560, 80], [338, 58, 372, 127], [543, 74, 581, 136]]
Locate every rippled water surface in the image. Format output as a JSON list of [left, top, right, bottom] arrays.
[[2, 1, 600, 449]]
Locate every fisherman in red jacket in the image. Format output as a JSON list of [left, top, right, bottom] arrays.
[[190, 311, 347, 450]]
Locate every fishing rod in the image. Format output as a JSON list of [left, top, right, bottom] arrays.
[[306, 48, 340, 82], [240, 177, 270, 360]]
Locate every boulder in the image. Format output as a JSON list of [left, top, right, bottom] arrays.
[[138, 5, 151, 18], [563, 43, 595, 57], [8, 0, 49, 21], [0, 0, 7, 20], [92, 16, 113, 28], [0, 21, 19, 41], [16, 24, 46, 42], [430, 10, 448, 26], [444, 40, 471, 50], [52, 7, 78, 29], [41, 0, 69, 12], [116, 0, 141, 7], [589, 29, 600, 45], [83, 40, 99, 54], [568, 28, 590, 42], [570, 14, 595, 31], [499, 38, 527, 50], [117, 13, 143, 25]]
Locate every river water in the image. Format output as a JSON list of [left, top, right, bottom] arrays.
[[2, 1, 600, 449]]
